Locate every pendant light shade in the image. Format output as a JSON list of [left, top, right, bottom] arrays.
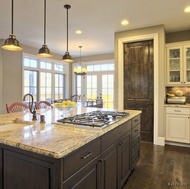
[[38, 0, 52, 57], [2, 0, 22, 51], [62, 51, 73, 63], [61, 4, 73, 63], [74, 46, 87, 75]]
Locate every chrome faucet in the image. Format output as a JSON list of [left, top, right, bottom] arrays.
[[23, 93, 37, 120]]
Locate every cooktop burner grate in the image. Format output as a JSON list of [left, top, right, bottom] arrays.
[[57, 110, 129, 128]]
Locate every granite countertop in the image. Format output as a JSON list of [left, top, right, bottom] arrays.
[[0, 107, 141, 159], [164, 103, 190, 108]]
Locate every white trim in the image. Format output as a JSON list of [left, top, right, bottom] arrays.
[[157, 137, 165, 146], [117, 33, 159, 145], [165, 141, 190, 148]]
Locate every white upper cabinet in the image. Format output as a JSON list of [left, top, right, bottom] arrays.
[[166, 41, 190, 85]]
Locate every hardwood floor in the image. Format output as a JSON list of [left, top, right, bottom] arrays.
[[123, 142, 190, 189]]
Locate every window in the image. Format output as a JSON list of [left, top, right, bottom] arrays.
[[23, 54, 68, 102], [24, 57, 37, 68], [102, 74, 114, 108], [86, 75, 97, 99], [24, 70, 38, 101], [55, 73, 65, 100], [74, 61, 115, 108], [40, 72, 52, 101]]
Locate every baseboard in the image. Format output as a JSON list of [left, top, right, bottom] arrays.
[[165, 141, 190, 148], [154, 137, 165, 146]]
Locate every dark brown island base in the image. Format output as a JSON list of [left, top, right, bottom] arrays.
[[0, 108, 141, 189]]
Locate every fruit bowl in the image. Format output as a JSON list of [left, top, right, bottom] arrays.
[[54, 100, 77, 117]]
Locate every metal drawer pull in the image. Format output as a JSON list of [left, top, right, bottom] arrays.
[[81, 152, 92, 159], [119, 141, 124, 145], [134, 119, 139, 122], [174, 110, 181, 112], [134, 129, 139, 132]]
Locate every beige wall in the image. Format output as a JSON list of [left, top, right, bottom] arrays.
[[114, 25, 165, 144], [2, 48, 23, 114], [0, 40, 3, 114], [73, 53, 114, 63], [166, 30, 190, 43]]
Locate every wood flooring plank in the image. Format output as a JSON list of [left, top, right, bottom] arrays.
[[123, 142, 190, 189]]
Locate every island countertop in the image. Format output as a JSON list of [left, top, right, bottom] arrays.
[[0, 107, 141, 159]]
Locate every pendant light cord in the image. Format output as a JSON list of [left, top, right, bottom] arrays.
[[66, 7, 68, 52], [79, 46, 82, 63], [44, 0, 46, 45], [11, 0, 14, 34]]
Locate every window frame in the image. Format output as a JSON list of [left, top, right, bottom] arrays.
[[72, 59, 115, 108], [22, 53, 69, 102]]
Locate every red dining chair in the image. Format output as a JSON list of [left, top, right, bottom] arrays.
[[6, 102, 29, 113], [35, 101, 53, 109]]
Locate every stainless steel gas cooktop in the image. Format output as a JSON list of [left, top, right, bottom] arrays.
[[57, 110, 129, 128]]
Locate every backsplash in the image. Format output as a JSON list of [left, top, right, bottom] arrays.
[[166, 86, 190, 103]]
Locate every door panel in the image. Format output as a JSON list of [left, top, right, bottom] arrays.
[[124, 40, 154, 142]]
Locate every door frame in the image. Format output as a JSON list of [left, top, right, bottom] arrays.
[[117, 33, 159, 145]]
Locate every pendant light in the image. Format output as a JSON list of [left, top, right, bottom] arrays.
[[37, 0, 52, 57], [74, 46, 87, 75], [2, 0, 22, 51], [61, 4, 73, 63]]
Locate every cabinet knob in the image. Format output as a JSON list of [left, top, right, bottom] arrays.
[[99, 159, 103, 163]]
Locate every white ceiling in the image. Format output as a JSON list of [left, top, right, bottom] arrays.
[[0, 0, 190, 57]]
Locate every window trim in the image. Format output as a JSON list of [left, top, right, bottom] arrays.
[[22, 53, 69, 102]]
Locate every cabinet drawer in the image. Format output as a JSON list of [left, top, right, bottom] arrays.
[[132, 134, 140, 150], [166, 107, 190, 114], [132, 115, 141, 128], [132, 124, 140, 137], [101, 120, 131, 151], [132, 146, 140, 169], [63, 138, 100, 180]]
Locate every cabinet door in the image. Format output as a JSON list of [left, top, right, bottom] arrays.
[[166, 46, 183, 84], [118, 131, 131, 189], [0, 148, 2, 189], [3, 150, 54, 189], [183, 46, 190, 83], [166, 114, 189, 143], [100, 143, 117, 189], [63, 157, 100, 189]]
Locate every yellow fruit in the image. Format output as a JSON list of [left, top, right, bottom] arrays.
[[54, 103, 62, 108], [62, 101, 67, 105], [72, 101, 76, 106], [67, 101, 73, 106], [167, 93, 175, 97]]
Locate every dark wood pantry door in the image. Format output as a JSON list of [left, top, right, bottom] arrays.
[[123, 40, 154, 142]]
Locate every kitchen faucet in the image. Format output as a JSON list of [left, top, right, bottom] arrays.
[[23, 93, 37, 120]]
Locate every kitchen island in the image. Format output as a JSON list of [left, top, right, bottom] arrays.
[[0, 107, 141, 189]]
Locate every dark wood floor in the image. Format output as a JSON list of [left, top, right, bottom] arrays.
[[123, 142, 190, 189]]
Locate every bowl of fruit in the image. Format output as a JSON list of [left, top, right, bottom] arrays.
[[54, 100, 77, 117]]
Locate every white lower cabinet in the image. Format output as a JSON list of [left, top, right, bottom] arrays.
[[166, 107, 190, 143]]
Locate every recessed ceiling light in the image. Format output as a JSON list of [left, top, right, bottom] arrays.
[[184, 6, 190, 13], [121, 19, 129, 25], [75, 30, 82, 34]]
